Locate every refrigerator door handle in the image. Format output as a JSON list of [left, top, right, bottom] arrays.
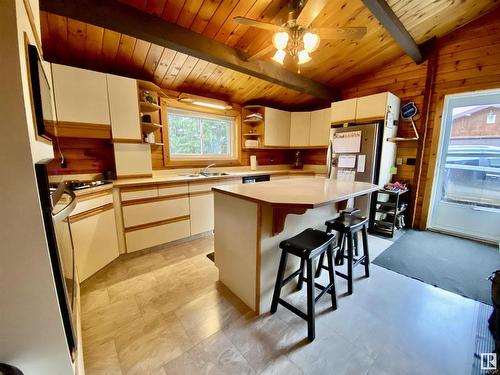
[[52, 189, 77, 223], [326, 140, 333, 178]]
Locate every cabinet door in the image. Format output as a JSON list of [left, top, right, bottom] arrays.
[[331, 98, 357, 124], [309, 108, 331, 146], [107, 74, 141, 141], [355, 92, 388, 121], [190, 192, 214, 235], [264, 107, 290, 146], [71, 208, 119, 281], [114, 143, 153, 178], [51, 63, 110, 125], [290, 112, 311, 146]]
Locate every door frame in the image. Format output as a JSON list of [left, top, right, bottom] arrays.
[[428, 88, 500, 243]]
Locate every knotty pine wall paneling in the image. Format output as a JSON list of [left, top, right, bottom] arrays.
[[339, 8, 500, 229]]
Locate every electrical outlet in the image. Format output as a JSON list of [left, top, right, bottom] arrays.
[[396, 157, 403, 166]]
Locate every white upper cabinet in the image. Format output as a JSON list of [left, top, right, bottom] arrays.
[[51, 63, 110, 125], [331, 98, 357, 124], [264, 107, 291, 147], [355, 92, 388, 121], [290, 112, 311, 146], [107, 74, 141, 141], [114, 143, 152, 178], [309, 108, 331, 146]]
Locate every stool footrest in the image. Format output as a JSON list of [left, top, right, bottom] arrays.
[[315, 282, 335, 303], [277, 299, 308, 321], [282, 269, 302, 286], [335, 271, 348, 280]]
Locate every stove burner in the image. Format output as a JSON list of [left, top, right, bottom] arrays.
[[65, 180, 111, 191]]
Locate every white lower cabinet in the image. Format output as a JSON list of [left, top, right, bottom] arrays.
[[122, 197, 189, 228], [190, 192, 214, 235], [125, 219, 191, 253], [71, 207, 120, 281]]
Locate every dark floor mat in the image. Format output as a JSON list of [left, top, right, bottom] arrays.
[[471, 303, 495, 374], [373, 230, 500, 305]]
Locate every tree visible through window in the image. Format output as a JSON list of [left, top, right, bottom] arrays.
[[167, 109, 234, 159]]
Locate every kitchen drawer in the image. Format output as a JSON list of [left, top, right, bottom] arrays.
[[189, 178, 240, 193], [158, 183, 189, 197], [122, 196, 189, 228], [120, 185, 158, 201], [73, 191, 113, 216], [125, 219, 191, 252]]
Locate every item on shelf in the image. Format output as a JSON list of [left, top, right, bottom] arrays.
[[245, 113, 263, 120], [245, 139, 259, 148], [144, 132, 155, 144], [291, 151, 303, 169], [384, 181, 407, 192], [141, 114, 152, 123], [141, 91, 155, 104], [250, 155, 258, 171]]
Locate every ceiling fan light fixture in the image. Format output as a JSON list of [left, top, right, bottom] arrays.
[[272, 31, 289, 50], [272, 49, 286, 64], [297, 50, 311, 65], [303, 32, 320, 53]]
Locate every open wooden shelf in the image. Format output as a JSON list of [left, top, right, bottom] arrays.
[[139, 101, 161, 112], [243, 118, 263, 124], [141, 122, 163, 133], [147, 142, 164, 146], [242, 133, 262, 136]]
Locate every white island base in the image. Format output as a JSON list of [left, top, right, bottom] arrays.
[[213, 177, 380, 314]]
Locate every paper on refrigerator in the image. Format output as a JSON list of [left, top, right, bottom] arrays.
[[332, 130, 361, 153]]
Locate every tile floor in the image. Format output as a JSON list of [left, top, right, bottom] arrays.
[[80, 234, 480, 375]]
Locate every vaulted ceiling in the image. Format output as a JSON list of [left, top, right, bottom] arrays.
[[40, 0, 499, 110]]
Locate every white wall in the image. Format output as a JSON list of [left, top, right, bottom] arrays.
[[0, 0, 74, 374]]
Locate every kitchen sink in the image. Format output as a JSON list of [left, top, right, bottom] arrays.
[[200, 172, 231, 177], [178, 172, 231, 178]]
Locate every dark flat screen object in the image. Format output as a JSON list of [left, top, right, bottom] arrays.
[[27, 44, 54, 137]]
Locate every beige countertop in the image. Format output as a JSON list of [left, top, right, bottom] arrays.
[[112, 169, 316, 188], [212, 177, 381, 209]]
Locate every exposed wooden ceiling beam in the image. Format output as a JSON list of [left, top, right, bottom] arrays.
[[40, 0, 338, 101], [361, 0, 423, 64]]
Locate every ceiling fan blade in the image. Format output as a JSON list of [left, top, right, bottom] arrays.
[[296, 0, 329, 27], [311, 27, 367, 40], [233, 16, 281, 32]]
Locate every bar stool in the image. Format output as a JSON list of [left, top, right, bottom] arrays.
[[316, 214, 370, 295], [270, 228, 338, 341]]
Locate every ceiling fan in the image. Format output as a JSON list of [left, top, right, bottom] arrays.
[[234, 0, 367, 71]]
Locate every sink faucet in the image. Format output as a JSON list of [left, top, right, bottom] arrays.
[[200, 163, 216, 175]]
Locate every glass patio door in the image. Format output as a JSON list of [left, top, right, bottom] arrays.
[[429, 90, 500, 243]]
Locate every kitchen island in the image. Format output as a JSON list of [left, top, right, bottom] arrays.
[[212, 177, 380, 314]]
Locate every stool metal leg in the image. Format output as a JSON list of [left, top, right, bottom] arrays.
[[347, 232, 354, 295], [297, 258, 305, 290], [306, 258, 316, 341], [361, 225, 370, 278], [326, 246, 337, 310], [271, 250, 288, 314]]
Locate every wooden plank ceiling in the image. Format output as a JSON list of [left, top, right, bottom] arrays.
[[40, 0, 499, 109]]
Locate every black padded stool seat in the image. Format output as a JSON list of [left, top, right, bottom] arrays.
[[317, 214, 370, 295], [271, 228, 338, 341], [325, 214, 368, 233], [280, 228, 336, 259]]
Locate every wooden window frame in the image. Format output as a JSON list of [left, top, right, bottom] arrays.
[[159, 98, 242, 168]]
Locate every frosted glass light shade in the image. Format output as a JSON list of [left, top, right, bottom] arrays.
[[303, 32, 320, 52], [272, 49, 286, 64], [272, 32, 289, 50], [297, 50, 311, 64]]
